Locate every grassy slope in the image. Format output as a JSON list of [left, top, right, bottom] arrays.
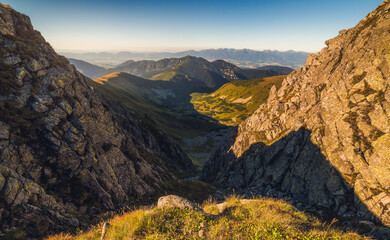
[[91, 72, 227, 169], [191, 75, 285, 126], [149, 71, 179, 81], [47, 196, 368, 240], [92, 72, 220, 138]]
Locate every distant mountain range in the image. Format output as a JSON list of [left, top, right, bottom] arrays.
[[70, 56, 290, 92], [60, 48, 310, 69]]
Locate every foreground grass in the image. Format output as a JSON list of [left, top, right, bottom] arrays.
[[191, 75, 285, 126], [46, 196, 369, 240]]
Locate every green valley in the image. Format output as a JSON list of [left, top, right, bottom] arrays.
[[91, 72, 231, 169], [191, 75, 285, 126]]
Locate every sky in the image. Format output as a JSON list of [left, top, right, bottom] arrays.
[[3, 0, 384, 53]]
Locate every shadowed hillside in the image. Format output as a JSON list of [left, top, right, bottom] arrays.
[[0, 4, 197, 238], [91, 72, 233, 169]]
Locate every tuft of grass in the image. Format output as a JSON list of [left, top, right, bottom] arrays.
[[190, 75, 285, 126], [46, 196, 369, 240]]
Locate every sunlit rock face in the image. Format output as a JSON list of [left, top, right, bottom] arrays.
[[203, 0, 390, 226], [0, 4, 194, 238]]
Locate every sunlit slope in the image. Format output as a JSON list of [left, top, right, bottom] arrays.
[[47, 196, 368, 240], [191, 75, 285, 126], [91, 72, 228, 169], [92, 72, 221, 139]]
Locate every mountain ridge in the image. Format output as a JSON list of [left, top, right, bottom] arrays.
[[95, 56, 284, 92], [68, 58, 105, 78], [203, 0, 390, 229], [61, 48, 310, 69], [0, 4, 195, 238]]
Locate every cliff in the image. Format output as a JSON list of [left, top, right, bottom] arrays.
[[203, 0, 390, 227], [0, 4, 194, 238]]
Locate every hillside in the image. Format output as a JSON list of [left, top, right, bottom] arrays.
[[257, 65, 294, 74], [0, 4, 196, 238], [202, 0, 390, 231], [91, 72, 232, 169], [60, 49, 310, 69], [191, 75, 285, 126], [96, 56, 284, 91], [47, 195, 368, 240], [68, 58, 105, 78]]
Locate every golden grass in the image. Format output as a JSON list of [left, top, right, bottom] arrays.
[[93, 72, 122, 84], [46, 195, 369, 240]]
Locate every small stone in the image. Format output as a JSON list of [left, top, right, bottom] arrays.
[[15, 67, 26, 86], [0, 122, 10, 140], [31, 96, 50, 113], [37, 69, 47, 77], [4, 55, 21, 65], [198, 229, 204, 237], [381, 196, 390, 206], [358, 220, 376, 233], [0, 173, 5, 191]]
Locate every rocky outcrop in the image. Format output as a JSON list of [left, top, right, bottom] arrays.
[[0, 4, 194, 238], [203, 0, 390, 226]]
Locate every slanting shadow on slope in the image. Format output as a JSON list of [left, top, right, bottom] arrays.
[[202, 128, 389, 237]]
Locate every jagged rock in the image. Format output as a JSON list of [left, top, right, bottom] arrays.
[[4, 54, 21, 65], [203, 0, 390, 227], [0, 122, 9, 139], [0, 4, 195, 239], [157, 195, 203, 211]]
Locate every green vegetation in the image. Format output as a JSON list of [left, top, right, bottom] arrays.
[[91, 72, 226, 168], [191, 75, 285, 126], [92, 72, 221, 139], [149, 71, 179, 81], [46, 195, 368, 240]]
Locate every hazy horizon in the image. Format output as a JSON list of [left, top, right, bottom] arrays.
[[2, 0, 383, 53], [58, 48, 312, 54]]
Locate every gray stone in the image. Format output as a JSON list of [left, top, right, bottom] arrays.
[[3, 55, 21, 65], [0, 122, 10, 140], [157, 195, 202, 211]]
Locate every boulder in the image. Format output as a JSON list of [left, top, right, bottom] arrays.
[[157, 195, 203, 211]]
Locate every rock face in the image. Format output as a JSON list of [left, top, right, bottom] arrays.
[[0, 4, 194, 238], [203, 0, 390, 226]]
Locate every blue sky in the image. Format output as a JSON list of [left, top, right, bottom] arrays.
[[3, 0, 384, 52]]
